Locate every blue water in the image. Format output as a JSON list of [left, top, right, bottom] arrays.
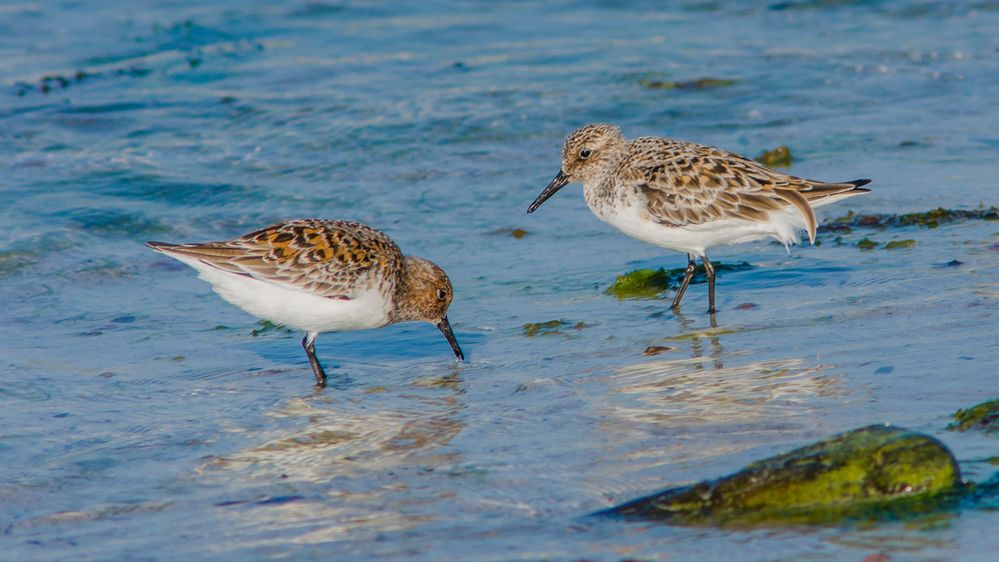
[[2, 1, 999, 560]]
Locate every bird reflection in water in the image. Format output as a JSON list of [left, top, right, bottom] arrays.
[[671, 309, 724, 371], [197, 366, 466, 545]]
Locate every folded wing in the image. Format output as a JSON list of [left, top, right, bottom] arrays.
[[148, 219, 404, 299], [625, 138, 870, 244]]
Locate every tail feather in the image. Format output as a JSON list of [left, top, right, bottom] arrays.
[[779, 178, 872, 244], [146, 240, 176, 251], [147, 240, 246, 260], [805, 178, 872, 196]]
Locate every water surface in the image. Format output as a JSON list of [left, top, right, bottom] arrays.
[[2, 1, 999, 560]]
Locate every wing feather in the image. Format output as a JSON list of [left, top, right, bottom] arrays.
[[148, 219, 404, 299], [624, 138, 866, 243]]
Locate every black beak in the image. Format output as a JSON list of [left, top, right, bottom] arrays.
[[527, 169, 571, 214], [435, 316, 464, 360]]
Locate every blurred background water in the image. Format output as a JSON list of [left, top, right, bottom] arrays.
[[2, 1, 998, 560]]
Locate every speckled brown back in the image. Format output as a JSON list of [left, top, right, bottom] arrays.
[[152, 219, 404, 299]]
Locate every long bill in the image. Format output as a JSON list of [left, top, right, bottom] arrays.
[[435, 316, 464, 360], [526, 169, 571, 213]]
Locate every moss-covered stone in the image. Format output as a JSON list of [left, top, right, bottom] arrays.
[[756, 146, 793, 167], [600, 425, 962, 526], [884, 239, 916, 250], [640, 77, 739, 90], [947, 399, 999, 433], [605, 262, 753, 299]]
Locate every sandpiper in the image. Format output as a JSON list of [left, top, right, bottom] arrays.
[[148, 219, 463, 387], [527, 124, 871, 312]]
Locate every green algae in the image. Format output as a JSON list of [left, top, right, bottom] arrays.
[[755, 146, 793, 167], [822, 207, 999, 233], [605, 262, 753, 299], [521, 320, 589, 337], [605, 268, 673, 298], [0, 249, 37, 279], [884, 239, 916, 250], [947, 399, 999, 433], [640, 77, 739, 91], [601, 425, 962, 526], [250, 320, 294, 337], [856, 237, 879, 250], [522, 320, 567, 337]]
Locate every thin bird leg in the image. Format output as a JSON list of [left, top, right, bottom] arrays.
[[302, 332, 327, 387], [670, 254, 697, 309], [702, 255, 716, 313]]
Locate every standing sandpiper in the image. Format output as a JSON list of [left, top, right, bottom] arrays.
[[148, 219, 463, 387], [527, 124, 871, 312]]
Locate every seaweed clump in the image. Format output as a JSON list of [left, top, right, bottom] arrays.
[[856, 238, 879, 250], [605, 262, 753, 299], [522, 320, 589, 337], [884, 239, 916, 250], [947, 399, 999, 433], [600, 425, 962, 526], [250, 320, 295, 337], [822, 207, 999, 233], [640, 77, 739, 91]]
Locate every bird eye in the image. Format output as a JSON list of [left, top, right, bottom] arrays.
[[437, 289, 447, 301], [579, 149, 592, 159]]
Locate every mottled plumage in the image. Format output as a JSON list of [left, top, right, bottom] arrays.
[[153, 220, 403, 300], [528, 124, 871, 312], [148, 219, 463, 387]]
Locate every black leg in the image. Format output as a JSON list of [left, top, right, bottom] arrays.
[[670, 254, 697, 309], [702, 255, 716, 313], [302, 333, 327, 387]]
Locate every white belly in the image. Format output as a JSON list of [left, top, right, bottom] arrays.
[[591, 196, 805, 257], [174, 256, 393, 334]]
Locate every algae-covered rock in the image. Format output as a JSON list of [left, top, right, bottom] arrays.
[[947, 399, 999, 433], [755, 146, 793, 167], [605, 262, 753, 299], [601, 425, 961, 526]]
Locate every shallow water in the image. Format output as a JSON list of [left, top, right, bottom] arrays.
[[2, 1, 999, 560]]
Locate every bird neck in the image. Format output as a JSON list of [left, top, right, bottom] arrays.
[[583, 149, 626, 208], [392, 256, 432, 323]]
